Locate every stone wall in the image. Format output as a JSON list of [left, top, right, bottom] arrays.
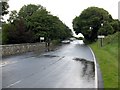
[[2, 43, 47, 56]]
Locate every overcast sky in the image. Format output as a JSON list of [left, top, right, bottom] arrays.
[[6, 0, 119, 30]]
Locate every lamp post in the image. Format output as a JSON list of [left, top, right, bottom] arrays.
[[98, 23, 105, 47], [89, 26, 92, 30], [101, 23, 103, 27]]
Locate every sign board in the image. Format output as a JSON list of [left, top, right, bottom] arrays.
[[40, 37, 44, 40], [98, 35, 105, 39]]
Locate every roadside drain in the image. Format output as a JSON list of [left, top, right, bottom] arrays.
[[73, 58, 95, 80]]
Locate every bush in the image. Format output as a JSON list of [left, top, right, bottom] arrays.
[[2, 24, 11, 44], [51, 39, 61, 45], [83, 38, 94, 44], [78, 37, 83, 40]]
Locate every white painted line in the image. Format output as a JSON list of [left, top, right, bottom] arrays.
[[0, 61, 18, 68], [7, 80, 21, 88], [88, 46, 98, 89], [0, 64, 6, 68], [10, 61, 18, 64]]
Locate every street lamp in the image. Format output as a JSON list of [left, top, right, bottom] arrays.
[[101, 23, 103, 27], [89, 26, 92, 30]]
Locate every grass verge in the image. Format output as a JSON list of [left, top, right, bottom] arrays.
[[0, 31, 2, 44], [90, 32, 119, 88]]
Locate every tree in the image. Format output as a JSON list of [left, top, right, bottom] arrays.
[[18, 4, 42, 19], [2, 23, 10, 44], [1, 0, 9, 16], [73, 7, 113, 43], [110, 19, 120, 33], [7, 10, 18, 23], [2, 18, 34, 44], [2, 4, 72, 44], [18, 4, 48, 32], [98, 22, 114, 36], [23, 4, 72, 42]]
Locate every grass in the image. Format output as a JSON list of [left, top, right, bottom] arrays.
[[90, 32, 119, 88], [0, 31, 2, 44]]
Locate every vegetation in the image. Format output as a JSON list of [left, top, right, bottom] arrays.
[[72, 6, 119, 88], [1, 0, 9, 16], [0, 31, 2, 44], [75, 37, 83, 40], [51, 39, 61, 45], [73, 7, 120, 43], [90, 32, 119, 88], [1, 1, 120, 88], [2, 4, 72, 44]]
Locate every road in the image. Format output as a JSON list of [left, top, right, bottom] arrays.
[[2, 40, 96, 88]]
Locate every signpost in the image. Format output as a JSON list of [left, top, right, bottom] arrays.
[[98, 35, 105, 47], [40, 37, 44, 42]]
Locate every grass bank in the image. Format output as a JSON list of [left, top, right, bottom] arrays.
[[0, 31, 2, 44], [90, 32, 119, 88]]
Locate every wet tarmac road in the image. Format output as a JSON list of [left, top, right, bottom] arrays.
[[2, 40, 95, 88]]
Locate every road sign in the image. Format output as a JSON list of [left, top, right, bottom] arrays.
[[98, 35, 105, 39], [40, 37, 44, 40], [40, 37, 44, 42], [98, 35, 105, 47]]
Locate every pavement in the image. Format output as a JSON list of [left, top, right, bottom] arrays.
[[1, 40, 99, 88]]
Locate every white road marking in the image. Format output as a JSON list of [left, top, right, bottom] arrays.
[[0, 61, 18, 68], [7, 80, 21, 88], [0, 64, 6, 68], [88, 46, 98, 89]]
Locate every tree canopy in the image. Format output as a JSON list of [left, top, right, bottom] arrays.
[[7, 10, 18, 23], [2, 4, 72, 44], [1, 1, 9, 16], [72, 7, 119, 43]]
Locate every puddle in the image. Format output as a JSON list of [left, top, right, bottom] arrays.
[[73, 58, 95, 80], [42, 55, 59, 58]]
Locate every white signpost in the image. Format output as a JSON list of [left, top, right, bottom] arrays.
[[40, 37, 44, 42], [98, 35, 105, 47], [98, 35, 105, 39]]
